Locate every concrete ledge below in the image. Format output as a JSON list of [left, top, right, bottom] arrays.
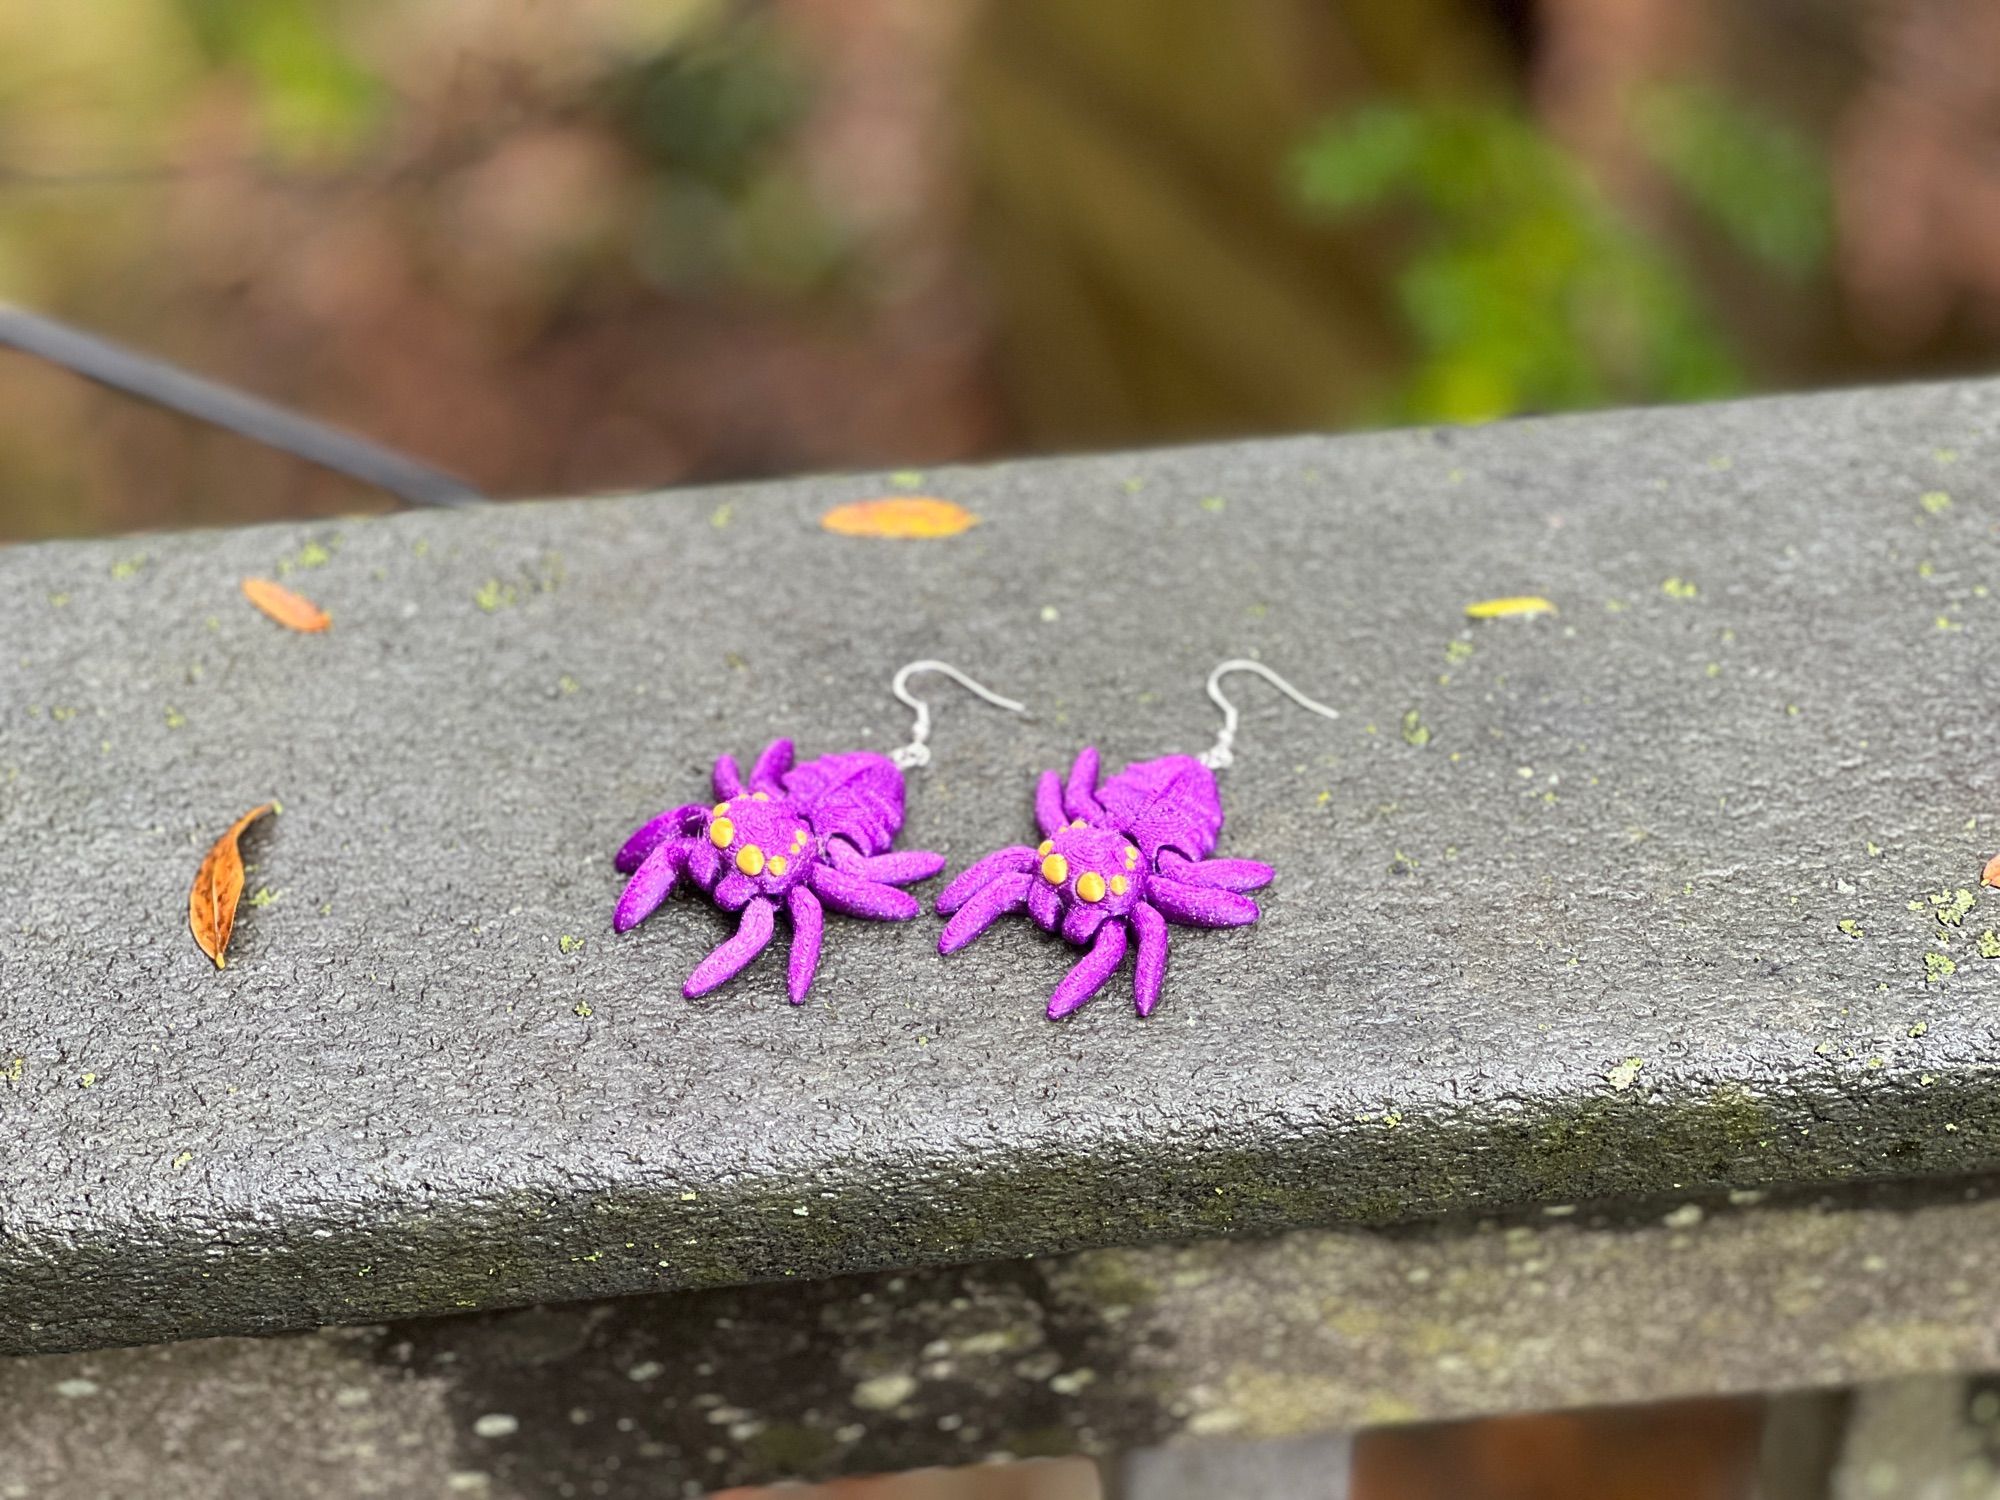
[[7, 1177, 2000, 1496]]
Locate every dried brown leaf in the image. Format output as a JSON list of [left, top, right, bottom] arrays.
[[189, 803, 275, 969], [1983, 852, 2000, 890], [242, 577, 331, 632]]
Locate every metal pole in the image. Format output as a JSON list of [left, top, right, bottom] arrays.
[[0, 304, 486, 509]]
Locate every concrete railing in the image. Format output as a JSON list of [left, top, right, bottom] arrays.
[[5, 377, 1999, 1361]]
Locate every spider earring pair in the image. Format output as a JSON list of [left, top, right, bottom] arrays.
[[611, 658, 1336, 1018]]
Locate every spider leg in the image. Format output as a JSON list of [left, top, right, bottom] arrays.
[[683, 896, 777, 997], [1131, 901, 1169, 1016], [1147, 876, 1260, 927], [713, 870, 758, 912], [786, 886, 823, 1003], [1047, 920, 1128, 1020], [808, 863, 921, 921], [1034, 770, 1067, 839], [685, 838, 723, 890], [1063, 746, 1104, 822], [1157, 852, 1274, 892], [615, 804, 704, 874], [750, 738, 795, 793], [850, 849, 947, 886], [613, 838, 690, 933], [1027, 879, 1061, 931], [712, 754, 745, 800], [935, 846, 1038, 914], [1061, 902, 1109, 945], [938, 870, 1034, 953]]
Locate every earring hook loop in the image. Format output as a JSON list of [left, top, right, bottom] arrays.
[[1197, 658, 1340, 770], [890, 660, 1028, 770]]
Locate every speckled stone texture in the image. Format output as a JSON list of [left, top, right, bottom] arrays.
[[6, 1178, 2000, 1497], [3, 380, 1999, 1355]]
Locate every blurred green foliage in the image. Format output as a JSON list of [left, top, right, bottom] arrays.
[[608, 26, 803, 191], [1633, 82, 1832, 280], [603, 21, 847, 294], [1295, 103, 1743, 423], [0, 0, 841, 302], [175, 0, 385, 160], [0, 0, 857, 537], [0, 0, 1857, 535]]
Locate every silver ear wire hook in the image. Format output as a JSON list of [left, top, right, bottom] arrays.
[[1198, 658, 1340, 770], [890, 660, 1029, 770]]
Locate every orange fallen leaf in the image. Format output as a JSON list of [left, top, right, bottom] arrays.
[[1464, 595, 1558, 619], [1984, 852, 2000, 890], [189, 803, 276, 969], [242, 577, 331, 632], [820, 496, 979, 539]]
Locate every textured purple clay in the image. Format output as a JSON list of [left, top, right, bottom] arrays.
[[936, 750, 1273, 1020], [613, 740, 939, 1003]]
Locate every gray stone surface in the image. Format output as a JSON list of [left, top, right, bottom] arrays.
[[1830, 1376, 2000, 1500], [4, 380, 2000, 1354], [10, 1178, 2000, 1497], [1753, 1390, 1851, 1500], [1117, 1433, 1352, 1500]]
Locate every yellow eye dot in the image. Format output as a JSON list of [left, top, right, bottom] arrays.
[[713, 802, 732, 819], [1037, 839, 1054, 857], [793, 830, 809, 850], [769, 855, 789, 877], [1124, 847, 1139, 869], [1110, 875, 1129, 896], [736, 844, 766, 876], [709, 817, 735, 848], [1072, 818, 1087, 829], [1041, 853, 1069, 885], [1076, 872, 1107, 903], [752, 791, 770, 801]]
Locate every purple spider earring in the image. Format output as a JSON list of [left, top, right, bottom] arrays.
[[612, 660, 1026, 1003], [934, 659, 1339, 1021]]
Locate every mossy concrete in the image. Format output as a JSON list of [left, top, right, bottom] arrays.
[[8, 1178, 2000, 1496], [4, 379, 2000, 1353]]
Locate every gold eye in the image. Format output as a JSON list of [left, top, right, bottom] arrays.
[[769, 855, 789, 877], [709, 817, 736, 848], [1037, 839, 1054, 857], [1076, 872, 1106, 904], [736, 844, 766, 876], [752, 792, 770, 802], [1040, 853, 1069, 885], [1110, 875, 1129, 896], [713, 802, 732, 819], [1071, 818, 1087, 829], [1123, 847, 1139, 869]]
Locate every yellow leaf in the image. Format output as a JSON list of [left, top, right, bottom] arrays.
[[242, 577, 331, 632], [1464, 596, 1557, 619], [821, 497, 979, 540], [189, 804, 276, 969]]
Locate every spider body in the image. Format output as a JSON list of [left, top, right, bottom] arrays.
[[936, 748, 1273, 1019], [613, 739, 944, 1001]]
